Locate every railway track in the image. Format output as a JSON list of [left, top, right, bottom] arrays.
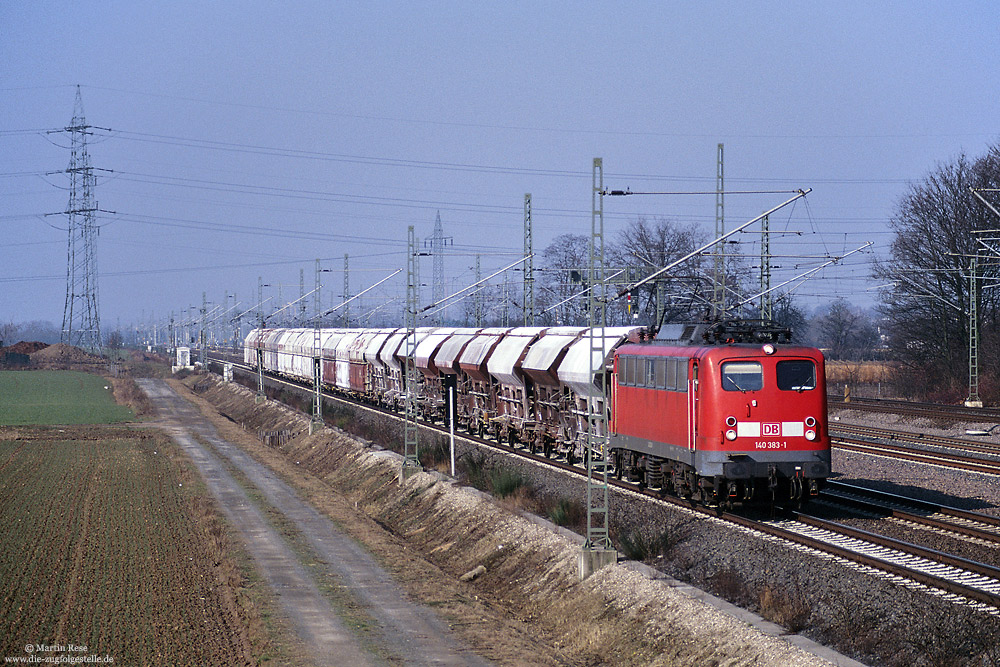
[[830, 396, 1000, 422], [208, 356, 1000, 613], [829, 421, 1000, 475], [764, 511, 1000, 611], [831, 423, 1000, 457], [831, 436, 1000, 475], [821, 480, 1000, 545]]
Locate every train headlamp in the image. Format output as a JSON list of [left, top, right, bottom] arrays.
[[725, 416, 737, 427], [805, 429, 817, 441], [804, 416, 816, 427], [762, 344, 776, 355], [725, 429, 737, 441]]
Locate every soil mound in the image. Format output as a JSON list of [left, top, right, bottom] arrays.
[[30, 343, 103, 367], [2, 341, 49, 355]]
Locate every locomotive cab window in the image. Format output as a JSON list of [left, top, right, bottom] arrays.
[[776, 360, 816, 391], [721, 361, 763, 392]]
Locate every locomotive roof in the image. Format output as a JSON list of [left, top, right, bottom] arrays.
[[617, 340, 824, 361]]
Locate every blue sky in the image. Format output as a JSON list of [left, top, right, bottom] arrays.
[[2, 1, 999, 333]]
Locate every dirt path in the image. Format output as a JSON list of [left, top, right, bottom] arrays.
[[139, 379, 491, 667]]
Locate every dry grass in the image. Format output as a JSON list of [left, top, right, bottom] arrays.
[[825, 360, 898, 383], [758, 584, 811, 632], [110, 377, 155, 417]]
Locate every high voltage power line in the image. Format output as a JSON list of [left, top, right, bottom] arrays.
[[56, 86, 102, 353]]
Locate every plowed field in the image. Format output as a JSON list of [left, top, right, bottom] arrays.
[[0, 427, 261, 666]]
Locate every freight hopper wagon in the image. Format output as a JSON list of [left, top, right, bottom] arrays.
[[610, 323, 831, 506], [244, 325, 644, 464]]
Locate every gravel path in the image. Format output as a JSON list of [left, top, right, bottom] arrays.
[[141, 379, 492, 667]]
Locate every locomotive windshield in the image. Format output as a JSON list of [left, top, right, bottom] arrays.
[[721, 361, 763, 392], [776, 359, 816, 391]]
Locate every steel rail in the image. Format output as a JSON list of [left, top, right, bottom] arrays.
[[830, 397, 1000, 422], [777, 513, 1000, 609], [818, 488, 1000, 545], [825, 480, 1000, 528], [833, 437, 1000, 475], [831, 423, 1000, 457]]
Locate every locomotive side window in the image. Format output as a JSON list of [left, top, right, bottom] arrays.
[[623, 356, 635, 386], [618, 355, 690, 391], [635, 357, 645, 387], [777, 360, 816, 391], [721, 361, 763, 392]]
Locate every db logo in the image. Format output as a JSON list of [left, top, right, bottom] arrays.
[[762, 423, 781, 436]]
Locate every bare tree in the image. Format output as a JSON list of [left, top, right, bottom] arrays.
[[538, 233, 590, 326], [0, 321, 18, 349], [815, 298, 878, 360], [106, 330, 125, 350], [874, 145, 1000, 393], [537, 217, 799, 331], [606, 217, 711, 326]]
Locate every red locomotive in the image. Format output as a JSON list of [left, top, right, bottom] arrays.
[[610, 321, 829, 505]]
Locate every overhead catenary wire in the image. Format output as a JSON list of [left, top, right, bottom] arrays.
[[310, 269, 403, 320], [613, 189, 813, 301], [731, 242, 874, 308], [417, 255, 533, 315]]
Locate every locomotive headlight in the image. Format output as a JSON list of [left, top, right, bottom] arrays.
[[762, 344, 776, 355], [805, 416, 816, 427], [725, 416, 737, 427], [805, 429, 817, 441], [725, 429, 738, 441]]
